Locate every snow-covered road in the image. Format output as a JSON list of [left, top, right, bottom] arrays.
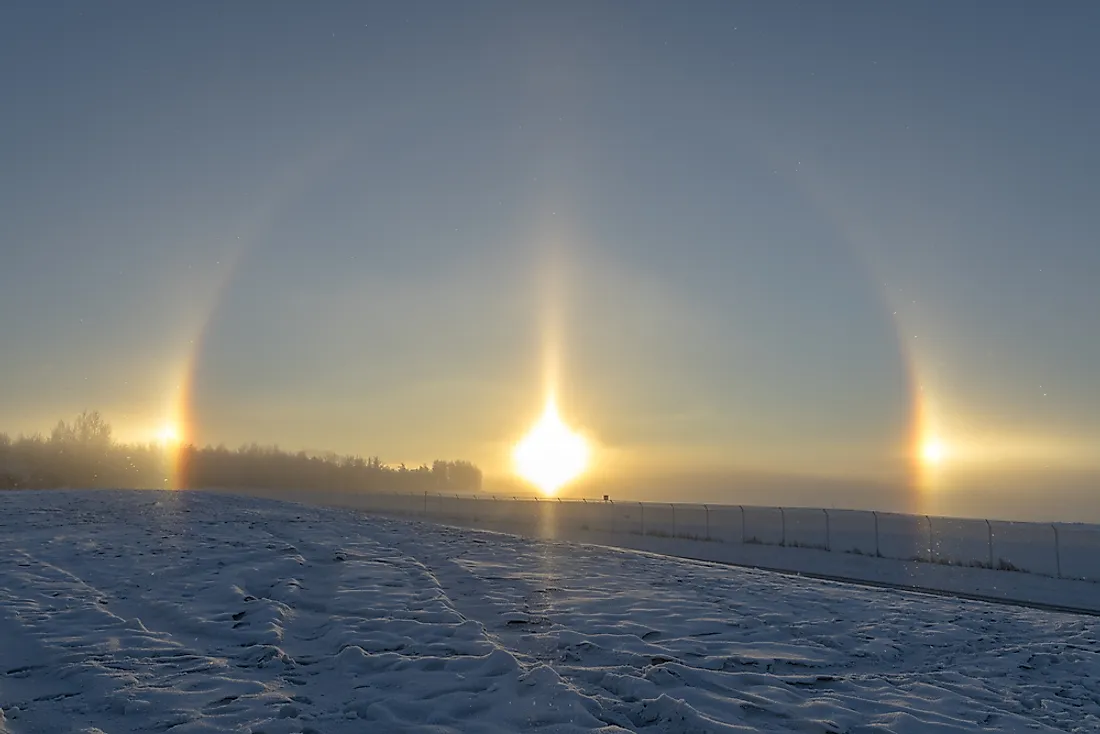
[[1, 490, 1098, 733]]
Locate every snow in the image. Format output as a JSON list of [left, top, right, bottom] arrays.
[[276, 491, 1100, 584], [226, 488, 1100, 614], [2, 489, 1100, 733]]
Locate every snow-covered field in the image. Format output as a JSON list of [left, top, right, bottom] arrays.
[[221, 488, 1100, 614], [2, 490, 1099, 733]]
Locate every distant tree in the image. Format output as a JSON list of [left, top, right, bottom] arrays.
[[50, 411, 112, 450], [73, 410, 112, 449], [0, 433, 13, 489], [0, 412, 482, 495], [342, 455, 366, 470], [447, 460, 483, 493], [50, 419, 76, 445]]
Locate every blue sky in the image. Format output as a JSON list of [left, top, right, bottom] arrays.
[[2, 2, 1098, 518]]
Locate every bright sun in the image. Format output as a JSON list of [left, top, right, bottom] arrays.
[[513, 397, 589, 495], [156, 424, 181, 447], [921, 438, 947, 465]]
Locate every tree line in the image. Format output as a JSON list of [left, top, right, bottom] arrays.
[[0, 411, 482, 494]]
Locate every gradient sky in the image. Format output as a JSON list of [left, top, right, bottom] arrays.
[[3, 2, 1099, 519]]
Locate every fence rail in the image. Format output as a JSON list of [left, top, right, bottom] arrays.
[[231, 488, 1100, 583]]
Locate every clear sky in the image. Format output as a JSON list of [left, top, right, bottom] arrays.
[[3, 2, 1098, 520]]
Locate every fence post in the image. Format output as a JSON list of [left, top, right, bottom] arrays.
[[423, 491, 427, 515], [671, 503, 677, 538], [639, 502, 645, 536], [823, 508, 831, 552], [873, 511, 880, 557], [780, 507, 786, 547], [986, 519, 994, 569], [925, 515, 933, 562], [739, 505, 746, 544], [1052, 524, 1061, 578], [704, 504, 711, 541]]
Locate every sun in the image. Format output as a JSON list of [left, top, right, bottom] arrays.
[[156, 424, 181, 447], [513, 397, 589, 495], [921, 438, 947, 465]]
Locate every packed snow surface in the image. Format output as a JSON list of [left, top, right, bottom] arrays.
[[1, 490, 1098, 733]]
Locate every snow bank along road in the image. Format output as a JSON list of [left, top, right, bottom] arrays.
[[1, 490, 1098, 733]]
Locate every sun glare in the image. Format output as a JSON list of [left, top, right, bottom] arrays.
[[513, 397, 589, 495], [156, 424, 181, 447], [921, 438, 947, 465]]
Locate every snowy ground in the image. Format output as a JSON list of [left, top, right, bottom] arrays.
[[215, 488, 1100, 613], [1, 491, 1099, 733]]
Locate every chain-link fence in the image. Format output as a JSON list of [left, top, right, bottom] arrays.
[[308, 491, 1099, 583]]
